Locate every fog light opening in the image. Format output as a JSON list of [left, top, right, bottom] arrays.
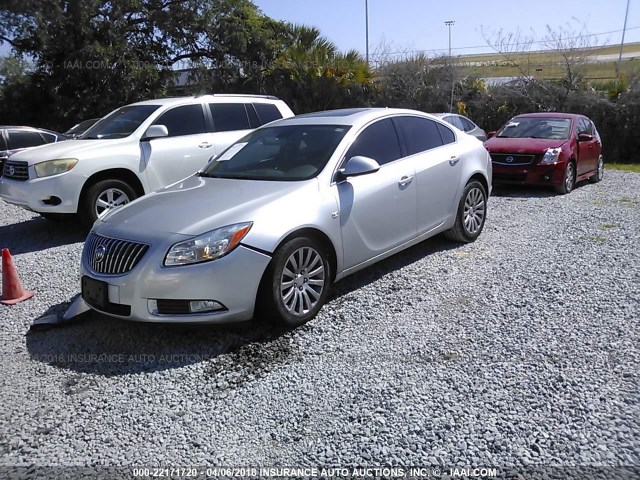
[[42, 196, 62, 206], [189, 300, 225, 313], [148, 299, 158, 314]]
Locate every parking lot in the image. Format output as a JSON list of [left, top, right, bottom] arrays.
[[0, 170, 639, 474]]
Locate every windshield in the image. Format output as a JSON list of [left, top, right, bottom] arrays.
[[80, 105, 161, 139], [497, 117, 571, 140], [201, 124, 351, 181]]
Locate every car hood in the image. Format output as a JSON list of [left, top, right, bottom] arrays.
[[100, 174, 316, 237], [485, 137, 568, 154], [9, 138, 130, 164]]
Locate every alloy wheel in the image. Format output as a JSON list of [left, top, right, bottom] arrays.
[[463, 187, 486, 235], [598, 156, 604, 180], [95, 188, 131, 218], [565, 163, 575, 192], [280, 246, 325, 316]]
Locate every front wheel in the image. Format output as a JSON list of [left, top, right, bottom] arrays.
[[589, 155, 604, 183], [257, 237, 332, 327], [444, 180, 487, 243], [80, 179, 137, 227], [555, 161, 575, 194]]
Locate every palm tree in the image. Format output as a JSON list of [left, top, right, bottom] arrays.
[[266, 24, 372, 112]]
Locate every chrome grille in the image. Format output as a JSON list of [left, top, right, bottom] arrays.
[[84, 233, 149, 275], [3, 160, 29, 180]]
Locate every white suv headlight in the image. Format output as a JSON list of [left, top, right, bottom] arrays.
[[34, 158, 79, 177], [164, 222, 253, 266], [540, 148, 561, 164]]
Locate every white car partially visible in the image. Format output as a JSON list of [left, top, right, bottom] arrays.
[[0, 94, 294, 226]]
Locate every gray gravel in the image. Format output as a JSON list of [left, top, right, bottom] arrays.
[[0, 170, 638, 477]]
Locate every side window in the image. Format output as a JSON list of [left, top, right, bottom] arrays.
[[153, 104, 207, 137], [444, 115, 464, 130], [344, 118, 402, 166], [459, 116, 476, 132], [394, 116, 443, 155], [7, 130, 46, 150], [577, 118, 592, 136], [245, 104, 260, 128], [437, 123, 456, 145], [253, 103, 283, 125], [40, 132, 57, 143], [0, 131, 7, 151], [209, 103, 251, 132]]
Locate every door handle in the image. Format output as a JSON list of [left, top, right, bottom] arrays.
[[398, 175, 414, 186], [198, 142, 213, 149], [449, 156, 460, 166]]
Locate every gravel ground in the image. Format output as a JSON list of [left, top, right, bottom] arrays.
[[0, 170, 638, 478]]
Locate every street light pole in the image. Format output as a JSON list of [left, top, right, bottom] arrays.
[[445, 20, 455, 113], [617, 0, 630, 79], [365, 0, 370, 65]]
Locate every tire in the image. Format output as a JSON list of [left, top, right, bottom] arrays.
[[257, 237, 332, 327], [589, 155, 604, 183], [555, 161, 575, 194], [80, 179, 137, 227], [444, 180, 487, 243]]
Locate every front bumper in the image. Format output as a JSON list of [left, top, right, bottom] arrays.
[[80, 242, 272, 324], [491, 161, 566, 186], [0, 169, 82, 214]]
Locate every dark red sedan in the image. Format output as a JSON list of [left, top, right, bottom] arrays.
[[485, 113, 603, 194]]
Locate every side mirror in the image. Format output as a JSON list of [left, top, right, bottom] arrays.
[[577, 133, 593, 142], [142, 124, 169, 141], [486, 131, 497, 139], [336, 156, 380, 182]]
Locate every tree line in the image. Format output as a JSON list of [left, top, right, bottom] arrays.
[[1, 0, 638, 163]]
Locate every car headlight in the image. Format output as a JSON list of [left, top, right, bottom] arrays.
[[164, 222, 253, 266], [540, 148, 561, 164], [34, 158, 79, 177]]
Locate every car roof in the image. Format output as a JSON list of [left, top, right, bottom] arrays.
[[0, 126, 62, 135], [273, 108, 439, 126], [129, 94, 283, 107], [513, 112, 582, 120]]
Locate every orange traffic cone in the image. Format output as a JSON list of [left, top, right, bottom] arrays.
[[1, 248, 35, 305]]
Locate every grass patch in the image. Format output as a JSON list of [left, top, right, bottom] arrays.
[[607, 164, 640, 173], [585, 235, 608, 244], [614, 196, 637, 207], [600, 223, 618, 230]]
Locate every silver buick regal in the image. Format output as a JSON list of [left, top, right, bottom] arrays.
[[80, 108, 492, 326]]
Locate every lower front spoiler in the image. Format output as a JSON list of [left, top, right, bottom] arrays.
[[492, 162, 565, 186]]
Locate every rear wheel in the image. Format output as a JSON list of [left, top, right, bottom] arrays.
[[80, 179, 137, 227], [589, 155, 604, 183], [444, 180, 487, 243], [555, 161, 575, 194], [257, 237, 332, 327]]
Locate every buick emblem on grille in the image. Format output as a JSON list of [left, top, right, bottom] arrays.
[[94, 244, 107, 263], [505, 156, 514, 163], [8, 165, 15, 176]]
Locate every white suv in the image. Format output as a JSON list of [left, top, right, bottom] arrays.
[[0, 95, 294, 225]]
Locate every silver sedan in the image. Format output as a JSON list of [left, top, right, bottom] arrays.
[[432, 113, 487, 141], [80, 108, 492, 327]]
